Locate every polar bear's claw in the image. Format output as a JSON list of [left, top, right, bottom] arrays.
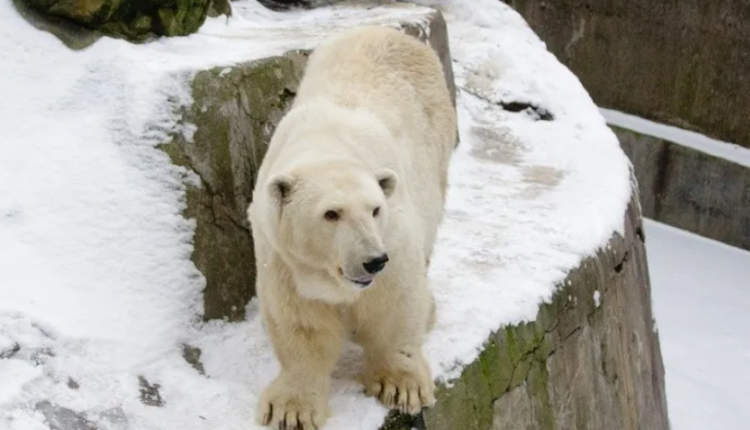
[[256, 380, 325, 430], [365, 368, 436, 415]]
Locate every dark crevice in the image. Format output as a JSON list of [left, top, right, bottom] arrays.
[[224, 210, 251, 232], [201, 199, 222, 231], [460, 86, 555, 121], [636, 225, 646, 243], [257, 0, 345, 12], [280, 87, 297, 104], [177, 148, 250, 234], [234, 73, 297, 122], [256, 0, 316, 11], [541, 293, 575, 337], [562, 326, 582, 343], [495, 318, 571, 401], [499, 101, 555, 121], [614, 251, 630, 273], [497, 336, 560, 403], [492, 278, 592, 402], [234, 81, 260, 121], [204, 196, 250, 234], [381, 409, 424, 430]]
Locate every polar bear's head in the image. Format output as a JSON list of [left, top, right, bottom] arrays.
[[266, 159, 398, 301]]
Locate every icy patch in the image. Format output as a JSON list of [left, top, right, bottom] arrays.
[[593, 290, 601, 307]]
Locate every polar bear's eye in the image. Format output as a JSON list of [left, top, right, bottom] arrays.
[[373, 207, 380, 217], [324, 210, 340, 221]]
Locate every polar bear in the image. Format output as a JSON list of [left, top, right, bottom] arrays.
[[246, 25, 457, 429]]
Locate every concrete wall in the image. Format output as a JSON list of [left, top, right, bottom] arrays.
[[614, 126, 750, 251], [504, 0, 750, 149]]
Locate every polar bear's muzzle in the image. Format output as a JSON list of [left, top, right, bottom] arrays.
[[340, 253, 388, 288]]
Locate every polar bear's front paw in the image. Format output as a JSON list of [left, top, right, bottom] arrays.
[[364, 355, 436, 415], [256, 378, 329, 430]]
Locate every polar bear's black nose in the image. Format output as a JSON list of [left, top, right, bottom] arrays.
[[363, 254, 389, 274]]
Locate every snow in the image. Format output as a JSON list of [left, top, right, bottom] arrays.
[[645, 219, 750, 430], [0, 360, 42, 407], [601, 108, 750, 169], [0, 1, 631, 429]]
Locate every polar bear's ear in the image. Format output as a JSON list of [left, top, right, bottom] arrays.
[[268, 174, 297, 205], [376, 168, 398, 198]]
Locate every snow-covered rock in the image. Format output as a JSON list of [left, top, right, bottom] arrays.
[[0, 1, 668, 429]]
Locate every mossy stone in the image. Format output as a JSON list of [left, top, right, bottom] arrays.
[[21, 0, 212, 42]]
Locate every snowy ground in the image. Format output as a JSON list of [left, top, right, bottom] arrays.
[[0, 1, 631, 429], [645, 219, 750, 430]]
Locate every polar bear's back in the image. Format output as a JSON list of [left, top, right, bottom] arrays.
[[296, 26, 454, 152], [294, 25, 457, 257]]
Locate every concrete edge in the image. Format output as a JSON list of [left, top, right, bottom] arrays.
[[612, 124, 750, 251]]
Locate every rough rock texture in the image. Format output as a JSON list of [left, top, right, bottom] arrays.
[[162, 9, 456, 321], [207, 0, 232, 18], [162, 52, 308, 321], [504, 0, 750, 149], [615, 126, 750, 252], [11, 0, 102, 50], [20, 0, 213, 42], [383, 186, 670, 430]]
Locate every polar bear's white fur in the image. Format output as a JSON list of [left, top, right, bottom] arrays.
[[247, 25, 457, 429]]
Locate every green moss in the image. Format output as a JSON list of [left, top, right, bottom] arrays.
[[478, 340, 505, 398], [132, 14, 152, 32], [157, 8, 177, 35], [24, 0, 212, 41], [415, 251, 612, 430], [420, 317, 559, 430], [528, 361, 554, 430], [159, 52, 311, 321]]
